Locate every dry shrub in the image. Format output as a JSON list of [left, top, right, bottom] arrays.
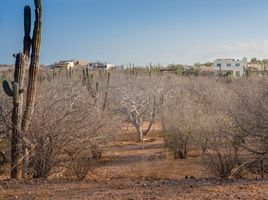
[[164, 131, 189, 159], [230, 78, 268, 160], [66, 145, 102, 181], [160, 77, 252, 178], [26, 79, 118, 178], [161, 78, 204, 159], [195, 78, 267, 179], [205, 138, 241, 179]]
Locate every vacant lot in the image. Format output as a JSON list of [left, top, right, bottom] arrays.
[[1, 128, 267, 200]]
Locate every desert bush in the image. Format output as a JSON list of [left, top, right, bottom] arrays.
[[193, 78, 240, 179], [164, 131, 189, 159], [0, 92, 11, 139], [25, 79, 118, 178], [0, 92, 11, 173], [159, 77, 247, 177], [203, 113, 243, 179], [205, 144, 241, 179], [161, 78, 204, 159], [224, 78, 268, 177], [65, 144, 102, 181], [195, 78, 268, 179], [230, 78, 268, 158]]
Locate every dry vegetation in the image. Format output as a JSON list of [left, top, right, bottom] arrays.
[[1, 1, 267, 198], [0, 68, 267, 199]]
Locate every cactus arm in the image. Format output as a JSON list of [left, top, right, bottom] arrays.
[[24, 6, 31, 36], [23, 6, 31, 59], [22, 0, 42, 132], [2, 80, 13, 97]]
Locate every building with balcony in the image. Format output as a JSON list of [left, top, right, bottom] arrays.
[[213, 58, 247, 77]]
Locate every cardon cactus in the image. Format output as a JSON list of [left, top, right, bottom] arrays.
[[3, 53, 26, 179], [2, 0, 42, 180], [21, 0, 42, 179]]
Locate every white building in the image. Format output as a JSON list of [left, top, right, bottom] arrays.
[[87, 62, 115, 70], [213, 58, 247, 77], [54, 60, 75, 70]]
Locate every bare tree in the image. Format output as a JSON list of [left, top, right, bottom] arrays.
[[114, 76, 159, 142]]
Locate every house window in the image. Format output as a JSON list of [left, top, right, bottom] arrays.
[[217, 63, 221, 67], [235, 63, 240, 67], [227, 63, 231, 67]]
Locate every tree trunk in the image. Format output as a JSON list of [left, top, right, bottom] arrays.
[[182, 144, 187, 159], [174, 144, 187, 159], [136, 126, 143, 142]]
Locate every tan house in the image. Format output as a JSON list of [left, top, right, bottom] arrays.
[[75, 60, 89, 67], [247, 62, 266, 71], [199, 66, 214, 75]]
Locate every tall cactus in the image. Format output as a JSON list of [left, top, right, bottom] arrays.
[[21, 0, 42, 178], [3, 54, 26, 179], [2, 0, 42, 179], [21, 0, 42, 132]]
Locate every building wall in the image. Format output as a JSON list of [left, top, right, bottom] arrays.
[[213, 58, 247, 76], [247, 62, 265, 71], [76, 60, 89, 66], [53, 61, 75, 69]]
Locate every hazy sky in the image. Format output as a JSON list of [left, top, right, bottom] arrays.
[[1, 0, 268, 66]]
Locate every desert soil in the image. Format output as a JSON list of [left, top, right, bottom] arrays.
[[0, 126, 267, 200]]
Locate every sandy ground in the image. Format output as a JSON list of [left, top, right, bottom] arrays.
[[0, 126, 267, 200], [1, 178, 268, 200]]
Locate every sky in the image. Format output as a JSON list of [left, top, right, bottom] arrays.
[[1, 0, 268, 66]]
